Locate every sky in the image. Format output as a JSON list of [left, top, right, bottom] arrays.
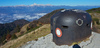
[[0, 0, 100, 6]]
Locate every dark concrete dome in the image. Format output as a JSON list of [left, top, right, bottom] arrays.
[[51, 9, 92, 45]]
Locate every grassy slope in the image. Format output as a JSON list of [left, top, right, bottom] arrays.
[[0, 9, 62, 48], [85, 7, 100, 33], [89, 13, 100, 33], [0, 24, 50, 48], [86, 8, 100, 33]]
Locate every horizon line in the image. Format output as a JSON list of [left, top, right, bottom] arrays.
[[0, 3, 100, 7], [1, 5, 100, 7]]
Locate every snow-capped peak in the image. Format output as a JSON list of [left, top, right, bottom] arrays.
[[30, 3, 53, 6]]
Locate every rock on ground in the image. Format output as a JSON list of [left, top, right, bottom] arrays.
[[19, 32, 100, 48]]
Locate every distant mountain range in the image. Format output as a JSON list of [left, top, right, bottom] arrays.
[[0, 5, 100, 23]]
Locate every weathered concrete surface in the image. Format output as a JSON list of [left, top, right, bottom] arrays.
[[19, 32, 100, 48], [79, 32, 100, 48]]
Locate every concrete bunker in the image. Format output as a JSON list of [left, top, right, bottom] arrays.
[[51, 9, 92, 45]]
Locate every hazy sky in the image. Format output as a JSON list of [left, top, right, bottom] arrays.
[[0, 0, 100, 6]]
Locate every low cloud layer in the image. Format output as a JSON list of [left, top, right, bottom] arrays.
[[0, 13, 47, 23], [13, 13, 47, 20]]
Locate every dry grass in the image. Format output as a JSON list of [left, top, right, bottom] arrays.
[[16, 23, 29, 37], [89, 13, 100, 33], [0, 24, 50, 48], [90, 13, 100, 19]]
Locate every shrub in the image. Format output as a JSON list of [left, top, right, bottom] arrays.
[[93, 18, 100, 25], [27, 27, 30, 31], [11, 34, 17, 40], [6, 34, 11, 40]]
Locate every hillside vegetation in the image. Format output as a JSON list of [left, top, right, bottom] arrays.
[[0, 24, 50, 48], [0, 19, 29, 45], [86, 7, 100, 33], [86, 7, 100, 13]]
